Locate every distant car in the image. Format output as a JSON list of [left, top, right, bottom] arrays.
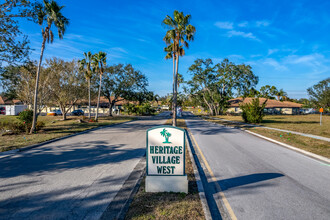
[[71, 110, 84, 116], [47, 109, 62, 116], [0, 107, 5, 115]]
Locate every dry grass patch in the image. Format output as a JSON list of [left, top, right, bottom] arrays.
[[247, 127, 330, 158], [0, 115, 134, 152], [125, 119, 205, 220]]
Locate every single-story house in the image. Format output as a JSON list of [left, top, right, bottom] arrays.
[[227, 97, 303, 115], [0, 96, 24, 106]]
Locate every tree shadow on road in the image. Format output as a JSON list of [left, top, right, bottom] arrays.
[[0, 176, 128, 219], [0, 141, 145, 178]]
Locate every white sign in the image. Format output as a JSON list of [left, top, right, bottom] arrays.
[[146, 126, 185, 176]]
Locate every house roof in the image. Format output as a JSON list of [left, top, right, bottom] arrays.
[[76, 96, 134, 106], [229, 97, 303, 108], [0, 96, 24, 105]]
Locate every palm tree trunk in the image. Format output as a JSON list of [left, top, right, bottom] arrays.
[[95, 74, 102, 121], [172, 54, 175, 118], [30, 37, 46, 134], [173, 53, 179, 127], [88, 78, 91, 119]]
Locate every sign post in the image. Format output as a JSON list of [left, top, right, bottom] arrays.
[[320, 108, 323, 126], [146, 126, 188, 193]]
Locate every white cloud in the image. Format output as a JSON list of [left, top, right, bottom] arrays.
[[284, 54, 323, 65], [262, 58, 288, 70], [226, 30, 260, 41], [110, 47, 128, 54], [268, 49, 279, 55], [238, 21, 248, 27], [215, 21, 234, 29], [255, 20, 271, 27]]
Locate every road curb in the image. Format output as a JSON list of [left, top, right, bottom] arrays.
[[0, 120, 134, 159], [245, 130, 330, 164], [185, 130, 212, 220]]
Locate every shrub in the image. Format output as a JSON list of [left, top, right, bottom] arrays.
[[89, 118, 97, 122], [240, 98, 267, 123], [124, 103, 137, 115], [0, 121, 25, 134], [17, 109, 34, 132], [18, 109, 33, 124]]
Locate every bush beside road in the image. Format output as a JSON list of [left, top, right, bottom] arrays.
[[0, 115, 134, 152]]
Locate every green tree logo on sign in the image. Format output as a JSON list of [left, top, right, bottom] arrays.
[[160, 128, 171, 143]]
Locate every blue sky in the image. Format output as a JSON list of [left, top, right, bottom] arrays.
[[19, 0, 330, 98]]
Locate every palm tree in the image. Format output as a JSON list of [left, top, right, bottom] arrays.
[[162, 10, 196, 126], [30, 0, 69, 134], [92, 51, 107, 121], [79, 52, 94, 119]]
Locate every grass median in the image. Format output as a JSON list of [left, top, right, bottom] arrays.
[[205, 117, 330, 158], [0, 115, 134, 152], [124, 119, 205, 220], [209, 114, 330, 138]]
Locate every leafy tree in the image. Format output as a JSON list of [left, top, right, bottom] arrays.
[[30, 0, 69, 133], [307, 77, 330, 111], [46, 58, 86, 120], [0, 0, 37, 66], [298, 98, 313, 108], [79, 52, 94, 119], [245, 87, 260, 98], [259, 85, 278, 99], [0, 61, 51, 112], [16, 61, 52, 112], [92, 51, 107, 121], [0, 64, 22, 99], [187, 58, 258, 115], [162, 10, 196, 126], [101, 64, 148, 116]]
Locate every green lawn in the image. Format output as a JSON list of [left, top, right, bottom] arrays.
[[0, 115, 134, 152], [210, 114, 330, 138]]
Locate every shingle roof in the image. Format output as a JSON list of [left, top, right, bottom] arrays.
[[0, 96, 13, 105], [229, 97, 302, 108]]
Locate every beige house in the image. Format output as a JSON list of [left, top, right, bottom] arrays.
[[227, 97, 303, 115]]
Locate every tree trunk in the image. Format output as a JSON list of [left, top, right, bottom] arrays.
[[109, 102, 113, 116], [107, 97, 113, 116], [88, 78, 91, 119], [62, 107, 67, 120], [95, 74, 102, 121], [173, 54, 179, 127], [30, 36, 46, 134], [172, 54, 175, 117]]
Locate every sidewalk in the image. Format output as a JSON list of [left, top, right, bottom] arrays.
[[205, 116, 330, 142]]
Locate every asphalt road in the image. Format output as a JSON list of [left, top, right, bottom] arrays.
[[185, 112, 330, 220], [0, 113, 169, 220]]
